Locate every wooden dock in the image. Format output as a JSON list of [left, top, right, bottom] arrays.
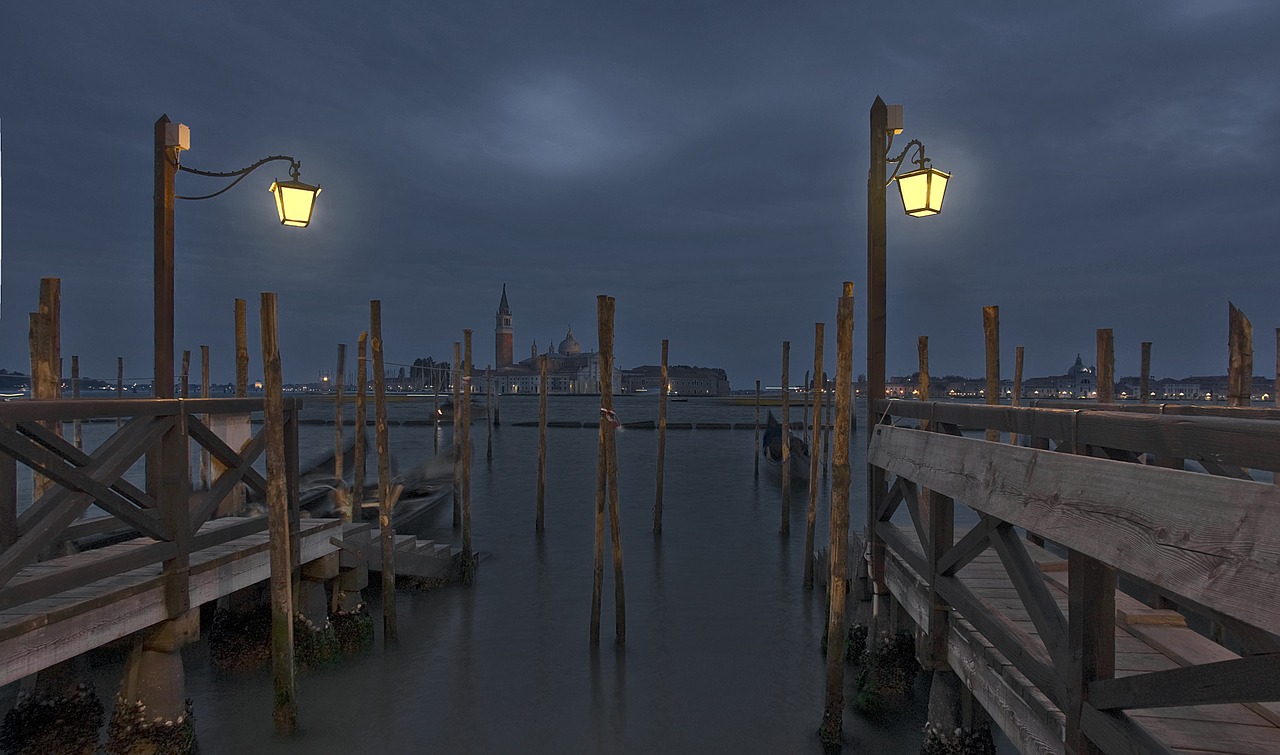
[[0, 396, 453, 703], [863, 400, 1280, 755]]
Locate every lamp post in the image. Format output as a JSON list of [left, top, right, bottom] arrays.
[[865, 96, 949, 595], [150, 114, 320, 735], [153, 114, 320, 399]]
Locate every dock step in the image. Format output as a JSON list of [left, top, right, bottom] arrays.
[[363, 531, 458, 580]]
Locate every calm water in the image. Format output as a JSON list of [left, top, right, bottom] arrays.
[[28, 396, 1006, 753]]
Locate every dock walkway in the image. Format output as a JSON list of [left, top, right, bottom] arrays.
[[865, 400, 1280, 755]]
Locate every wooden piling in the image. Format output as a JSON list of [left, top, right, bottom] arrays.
[[747, 378, 757, 478], [485, 365, 493, 463], [71, 355, 81, 450], [819, 282, 854, 746], [197, 346, 209, 489], [1275, 329, 1279, 408], [1011, 345, 1024, 446], [653, 339, 669, 536], [494, 385, 501, 427], [1097, 328, 1114, 404], [259, 292, 296, 735], [918, 336, 930, 407], [452, 341, 461, 528], [600, 296, 625, 645], [803, 323, 824, 590], [461, 330, 474, 583], [591, 345, 606, 645], [1140, 342, 1152, 405], [1228, 303, 1252, 407], [353, 333, 368, 517], [983, 306, 999, 442], [116, 356, 124, 428], [432, 364, 440, 455], [179, 349, 189, 399], [823, 374, 831, 470], [802, 369, 811, 442], [334, 344, 347, 520], [537, 354, 548, 533], [371, 301, 395, 641], [30, 278, 61, 502], [234, 298, 248, 397], [780, 340, 791, 534]]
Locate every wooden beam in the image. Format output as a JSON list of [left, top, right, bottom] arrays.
[[935, 572, 1065, 707], [16, 419, 152, 508], [1078, 705, 1174, 755], [1089, 653, 1280, 710], [869, 424, 1280, 634], [989, 521, 1070, 675]]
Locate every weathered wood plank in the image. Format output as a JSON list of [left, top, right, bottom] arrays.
[[1079, 704, 1175, 755], [1091, 654, 1280, 711], [868, 425, 1280, 634]]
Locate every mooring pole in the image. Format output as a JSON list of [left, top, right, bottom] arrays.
[[537, 354, 548, 533], [653, 339, 669, 535], [334, 344, 347, 520], [371, 301, 395, 641], [820, 282, 855, 747], [353, 333, 368, 518], [803, 323, 824, 590], [747, 378, 757, 478], [780, 340, 791, 534], [260, 292, 296, 735], [983, 306, 1000, 441]]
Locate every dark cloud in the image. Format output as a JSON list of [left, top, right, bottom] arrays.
[[2, 1, 1278, 388]]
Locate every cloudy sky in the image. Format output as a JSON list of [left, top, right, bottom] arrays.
[[2, 1, 1278, 388]]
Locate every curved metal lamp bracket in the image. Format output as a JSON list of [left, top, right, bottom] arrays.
[[885, 139, 930, 186], [175, 155, 301, 201]]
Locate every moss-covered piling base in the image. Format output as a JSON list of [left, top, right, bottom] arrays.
[[293, 614, 340, 671], [920, 722, 995, 755], [0, 683, 103, 755], [854, 631, 921, 717], [208, 604, 271, 673], [105, 696, 197, 755], [331, 604, 375, 654]]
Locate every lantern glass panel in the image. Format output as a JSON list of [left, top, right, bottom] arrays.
[[895, 167, 949, 217], [269, 180, 321, 227]]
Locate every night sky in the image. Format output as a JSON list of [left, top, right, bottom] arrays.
[[2, 2, 1278, 388]]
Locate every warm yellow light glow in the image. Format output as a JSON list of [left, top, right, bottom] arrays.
[[895, 167, 950, 217], [269, 179, 322, 227]]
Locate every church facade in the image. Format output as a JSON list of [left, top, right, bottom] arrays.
[[490, 287, 623, 395]]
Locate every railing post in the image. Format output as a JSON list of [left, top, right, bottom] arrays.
[[162, 401, 191, 617], [1066, 549, 1115, 755]]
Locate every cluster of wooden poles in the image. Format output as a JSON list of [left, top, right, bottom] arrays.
[[965, 302, 1275, 436]]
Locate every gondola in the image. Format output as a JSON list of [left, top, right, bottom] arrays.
[[761, 410, 811, 483]]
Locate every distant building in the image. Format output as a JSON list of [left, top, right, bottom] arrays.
[[624, 365, 730, 396], [494, 283, 514, 368], [1020, 354, 1098, 399]]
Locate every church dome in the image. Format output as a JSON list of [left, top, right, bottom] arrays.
[[558, 327, 581, 356]]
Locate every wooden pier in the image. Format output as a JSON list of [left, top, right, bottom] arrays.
[[862, 399, 1280, 755], [0, 395, 451, 747]]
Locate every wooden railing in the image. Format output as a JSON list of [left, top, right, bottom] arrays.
[[866, 399, 1280, 755], [0, 397, 301, 617]]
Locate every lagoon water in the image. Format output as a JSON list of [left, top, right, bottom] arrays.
[[25, 395, 1009, 753]]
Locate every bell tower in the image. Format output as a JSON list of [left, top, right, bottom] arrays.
[[495, 284, 514, 368]]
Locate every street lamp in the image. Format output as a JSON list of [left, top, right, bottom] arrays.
[[154, 114, 320, 399], [889, 140, 950, 217], [865, 96, 950, 590]]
